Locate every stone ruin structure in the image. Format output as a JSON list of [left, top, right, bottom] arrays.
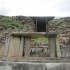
[[0, 17, 70, 70], [0, 17, 70, 61], [49, 17, 70, 58]]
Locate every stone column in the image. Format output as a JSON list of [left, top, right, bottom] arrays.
[[48, 36, 56, 58], [4, 35, 11, 57], [24, 37, 31, 58], [46, 19, 48, 32], [19, 37, 25, 57], [8, 36, 20, 57], [56, 36, 61, 57], [36, 17, 37, 32]]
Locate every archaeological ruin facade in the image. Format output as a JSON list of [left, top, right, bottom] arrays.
[[0, 17, 70, 61]]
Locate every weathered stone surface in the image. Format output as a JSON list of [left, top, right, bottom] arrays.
[[0, 16, 35, 57], [19, 37, 24, 57], [49, 37, 56, 57], [25, 37, 31, 57], [48, 17, 70, 57], [0, 62, 46, 70], [0, 62, 70, 70], [8, 36, 20, 57], [4, 36, 10, 57], [12, 63, 46, 70], [0, 46, 3, 57]]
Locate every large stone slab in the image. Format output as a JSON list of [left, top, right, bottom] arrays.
[[25, 37, 31, 57], [8, 36, 20, 57], [46, 63, 70, 70], [0, 46, 3, 57], [0, 61, 70, 70], [12, 63, 46, 70], [19, 37, 24, 57]]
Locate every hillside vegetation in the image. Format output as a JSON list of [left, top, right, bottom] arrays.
[[48, 17, 70, 33], [0, 16, 24, 30]]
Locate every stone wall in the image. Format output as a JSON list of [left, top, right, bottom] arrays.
[[48, 17, 70, 57], [0, 61, 70, 70], [0, 16, 35, 57]]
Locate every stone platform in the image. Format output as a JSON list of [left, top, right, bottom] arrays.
[[0, 61, 70, 70]]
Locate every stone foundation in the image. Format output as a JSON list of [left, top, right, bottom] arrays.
[[0, 61, 70, 70]]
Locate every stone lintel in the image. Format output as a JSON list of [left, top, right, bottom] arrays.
[[11, 32, 57, 38]]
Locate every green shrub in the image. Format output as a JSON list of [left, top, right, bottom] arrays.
[[0, 16, 23, 29], [32, 37, 48, 42]]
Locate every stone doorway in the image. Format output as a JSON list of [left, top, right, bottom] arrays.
[[3, 32, 58, 61]]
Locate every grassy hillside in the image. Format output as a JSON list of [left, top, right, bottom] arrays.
[[0, 16, 24, 29]]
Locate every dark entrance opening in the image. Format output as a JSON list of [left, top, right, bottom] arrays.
[[37, 17, 46, 32], [31, 17, 54, 32], [31, 17, 46, 32]]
